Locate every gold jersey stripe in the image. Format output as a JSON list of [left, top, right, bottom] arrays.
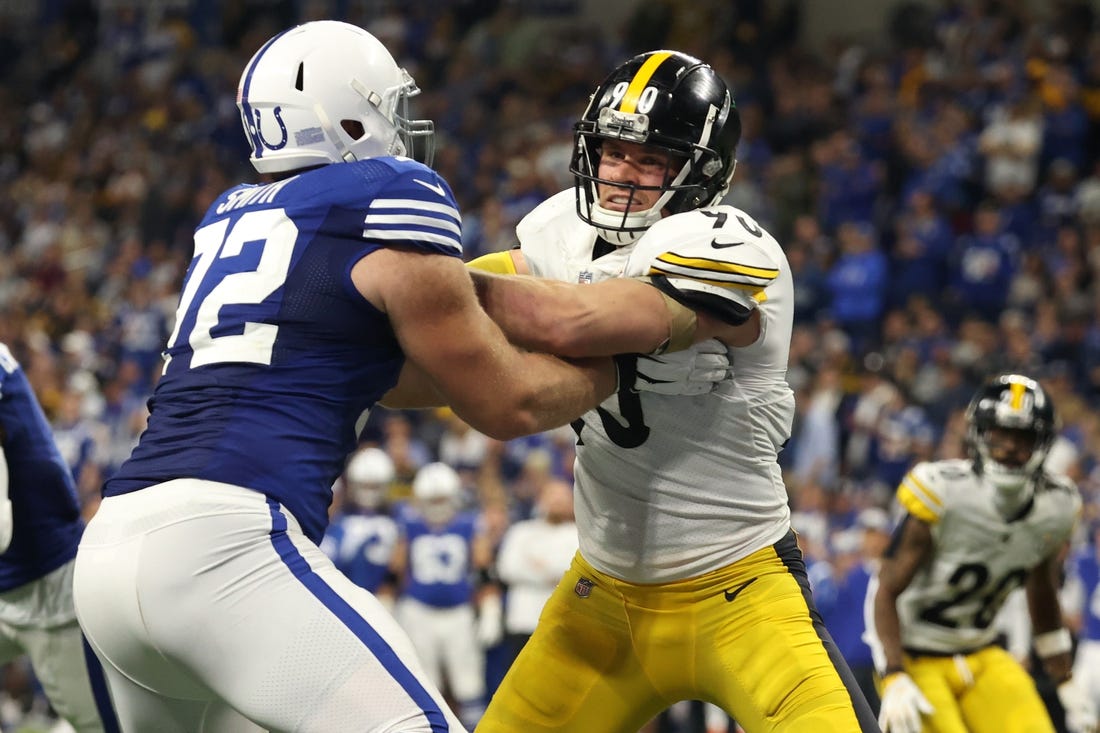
[[902, 471, 946, 506], [898, 484, 941, 524], [620, 51, 672, 113], [648, 266, 768, 302], [655, 253, 779, 280]]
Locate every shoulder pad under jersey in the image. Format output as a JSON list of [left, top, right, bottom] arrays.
[[895, 460, 970, 524], [358, 161, 462, 257], [626, 207, 783, 326], [517, 190, 593, 277]]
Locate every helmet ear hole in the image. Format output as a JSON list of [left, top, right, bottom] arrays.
[[295, 62, 304, 91], [341, 120, 365, 139]]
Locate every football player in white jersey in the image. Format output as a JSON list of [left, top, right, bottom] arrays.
[[463, 50, 878, 733], [73, 21, 709, 733], [868, 374, 1097, 733]]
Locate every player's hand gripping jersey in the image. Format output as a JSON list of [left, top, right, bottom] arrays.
[[106, 157, 462, 544], [518, 192, 795, 582], [873, 459, 1080, 657]]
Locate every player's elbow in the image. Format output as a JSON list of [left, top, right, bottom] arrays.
[[477, 408, 542, 441], [463, 387, 552, 440]]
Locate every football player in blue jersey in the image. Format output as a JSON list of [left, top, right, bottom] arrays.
[[0, 343, 119, 733], [71, 20, 720, 733], [393, 463, 493, 729], [321, 445, 401, 610]]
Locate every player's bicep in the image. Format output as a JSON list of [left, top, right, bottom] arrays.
[[357, 249, 514, 408], [878, 514, 933, 597]]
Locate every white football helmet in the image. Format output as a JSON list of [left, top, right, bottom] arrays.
[[412, 462, 463, 525], [237, 20, 434, 174], [343, 446, 395, 510]]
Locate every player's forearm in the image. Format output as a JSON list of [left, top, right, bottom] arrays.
[[1026, 556, 1066, 636], [479, 353, 616, 439], [1027, 556, 1073, 683], [873, 588, 907, 672], [470, 271, 671, 357]]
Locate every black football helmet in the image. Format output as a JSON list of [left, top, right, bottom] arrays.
[[965, 374, 1057, 491], [571, 50, 741, 245]]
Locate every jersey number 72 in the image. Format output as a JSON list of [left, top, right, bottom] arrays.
[[163, 209, 297, 372]]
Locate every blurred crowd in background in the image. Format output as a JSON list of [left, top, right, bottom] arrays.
[[2, 0, 1100, 730]]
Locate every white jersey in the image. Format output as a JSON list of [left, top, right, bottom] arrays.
[[517, 190, 795, 583], [866, 459, 1081, 658]]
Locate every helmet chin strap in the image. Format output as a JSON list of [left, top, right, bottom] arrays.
[[589, 203, 660, 245]]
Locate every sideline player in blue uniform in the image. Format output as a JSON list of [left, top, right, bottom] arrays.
[[394, 463, 493, 729], [0, 343, 118, 732], [71, 20, 711, 733], [321, 445, 401, 607]]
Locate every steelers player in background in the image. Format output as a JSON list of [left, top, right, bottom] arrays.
[[868, 373, 1098, 733], [466, 50, 879, 732]]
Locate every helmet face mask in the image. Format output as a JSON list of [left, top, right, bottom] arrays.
[[238, 21, 434, 175], [965, 374, 1057, 503], [571, 50, 741, 245]]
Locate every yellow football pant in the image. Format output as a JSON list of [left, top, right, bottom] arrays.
[[899, 646, 1055, 733], [478, 531, 877, 733]]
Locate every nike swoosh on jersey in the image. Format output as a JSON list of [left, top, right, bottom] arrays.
[[723, 576, 758, 602], [413, 178, 447, 197], [711, 239, 746, 249]]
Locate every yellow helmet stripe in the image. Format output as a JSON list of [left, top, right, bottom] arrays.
[[620, 51, 673, 113], [1010, 380, 1026, 409]]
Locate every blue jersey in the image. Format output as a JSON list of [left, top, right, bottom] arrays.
[[1069, 547, 1100, 643], [400, 510, 478, 608], [52, 418, 99, 484], [0, 345, 85, 591], [105, 158, 462, 543], [321, 511, 399, 593]]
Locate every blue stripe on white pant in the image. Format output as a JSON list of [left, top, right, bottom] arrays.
[[265, 499, 449, 732]]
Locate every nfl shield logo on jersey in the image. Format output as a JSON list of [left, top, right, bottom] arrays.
[[574, 577, 594, 598], [577, 270, 593, 284]]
